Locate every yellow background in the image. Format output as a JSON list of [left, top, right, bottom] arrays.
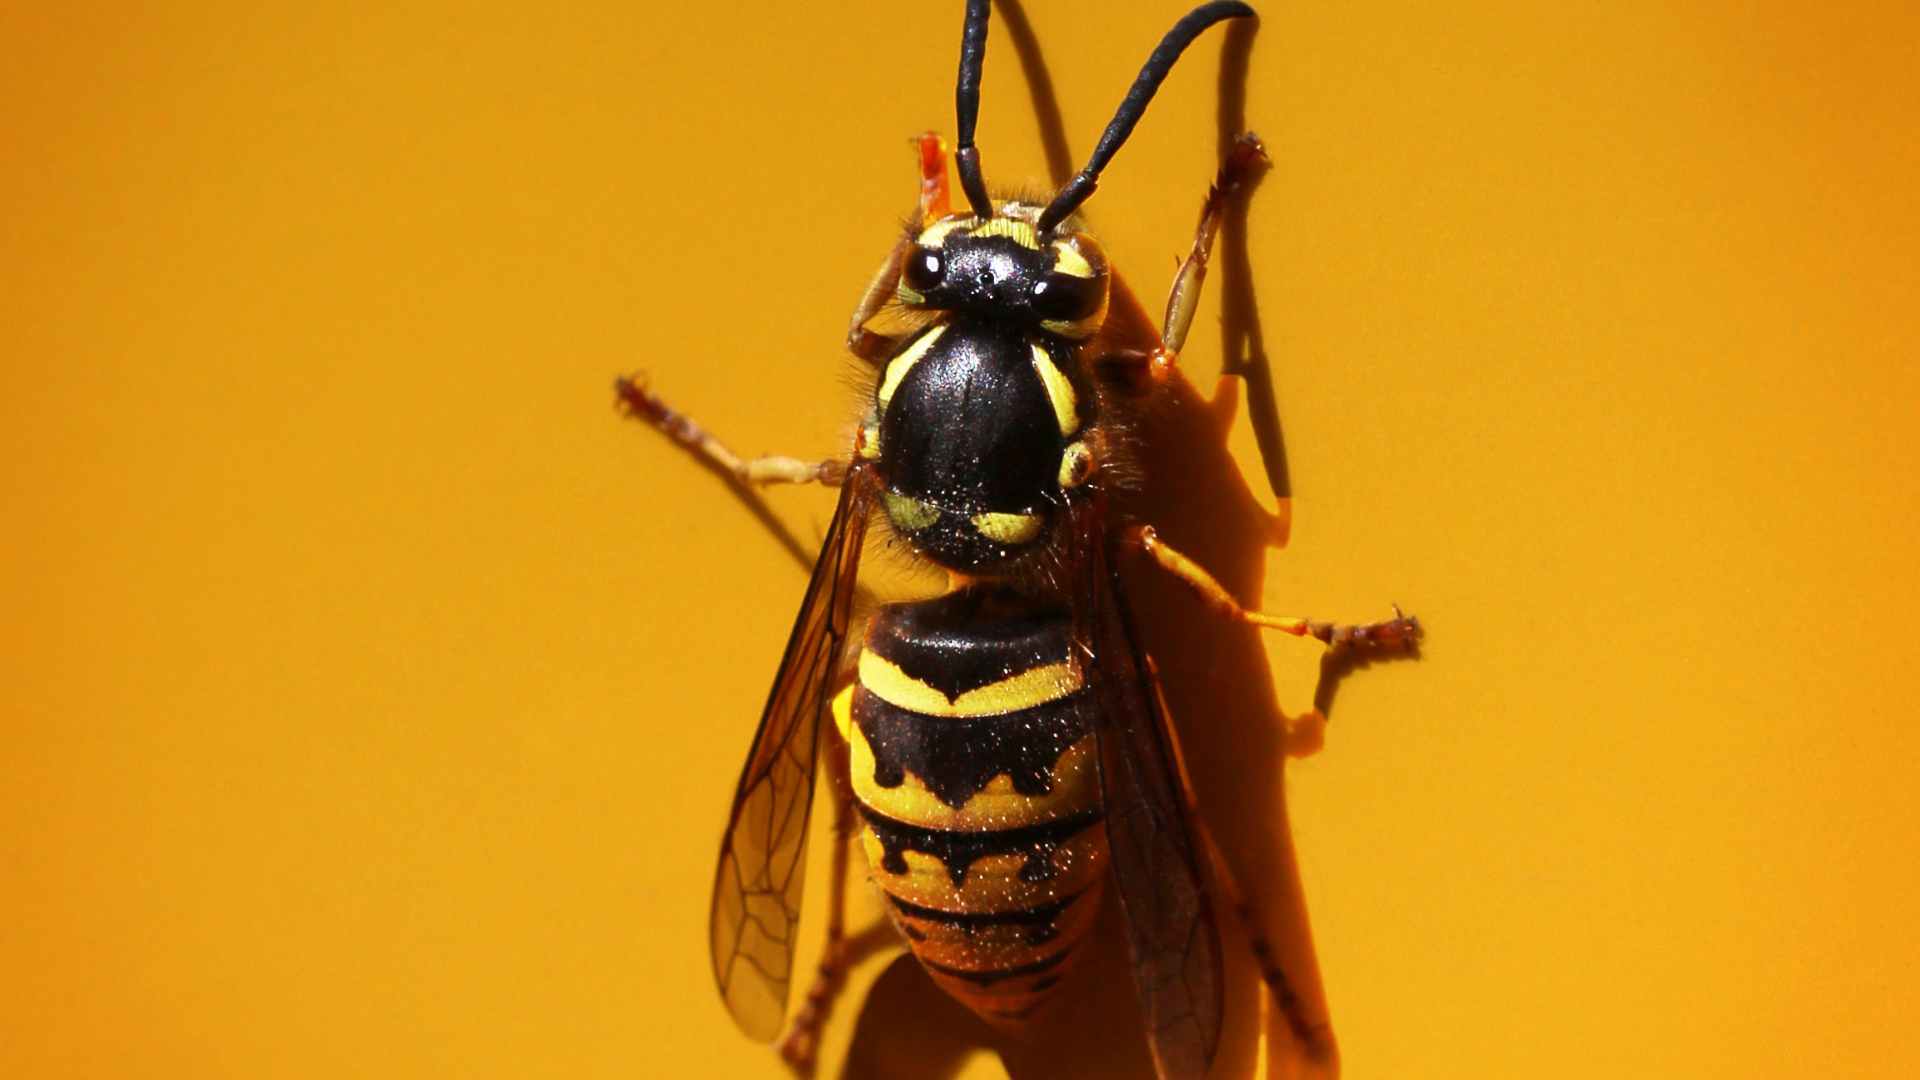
[[5, 2, 1916, 1077]]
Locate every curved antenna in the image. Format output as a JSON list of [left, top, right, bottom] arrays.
[[1037, 1, 1255, 233], [953, 0, 996, 219]]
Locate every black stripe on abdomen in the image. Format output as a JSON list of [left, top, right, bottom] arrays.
[[885, 890, 1084, 945], [852, 686, 1092, 809], [922, 945, 1074, 987], [858, 803, 1103, 889]]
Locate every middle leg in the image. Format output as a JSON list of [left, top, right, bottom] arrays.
[[1121, 524, 1420, 649]]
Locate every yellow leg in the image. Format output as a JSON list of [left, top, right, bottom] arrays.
[[1159, 133, 1270, 366], [615, 375, 847, 488], [1123, 524, 1420, 649], [1088, 135, 1271, 392]]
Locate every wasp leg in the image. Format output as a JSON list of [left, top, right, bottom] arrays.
[[847, 133, 951, 362], [1193, 803, 1338, 1064], [1159, 133, 1270, 369], [615, 375, 848, 488], [1096, 134, 1271, 389], [1122, 524, 1420, 649], [1135, 649, 1337, 1062], [1135, 655, 1338, 1063], [778, 730, 860, 1075]]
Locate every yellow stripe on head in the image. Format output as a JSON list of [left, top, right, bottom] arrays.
[[969, 217, 1040, 250], [916, 216, 975, 249]]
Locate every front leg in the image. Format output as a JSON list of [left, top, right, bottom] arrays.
[[1096, 134, 1271, 391]]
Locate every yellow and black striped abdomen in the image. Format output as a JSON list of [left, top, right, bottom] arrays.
[[832, 593, 1108, 1026]]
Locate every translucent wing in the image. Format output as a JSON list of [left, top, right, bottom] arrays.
[[1072, 495, 1225, 1080], [709, 466, 874, 1039]]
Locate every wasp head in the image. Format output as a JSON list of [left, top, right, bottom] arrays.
[[894, 207, 1110, 340]]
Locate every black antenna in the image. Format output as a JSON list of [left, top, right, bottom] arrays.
[[954, 0, 996, 219], [1037, 1, 1255, 233]]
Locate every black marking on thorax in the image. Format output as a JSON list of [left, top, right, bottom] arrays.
[[859, 804, 1102, 889]]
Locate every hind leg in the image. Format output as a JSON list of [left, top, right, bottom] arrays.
[[777, 730, 861, 1075]]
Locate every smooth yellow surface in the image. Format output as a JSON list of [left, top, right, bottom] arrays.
[[4, 3, 1917, 1078]]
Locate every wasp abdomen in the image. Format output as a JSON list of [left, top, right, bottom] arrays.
[[833, 592, 1110, 1025]]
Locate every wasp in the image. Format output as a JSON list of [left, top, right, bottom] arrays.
[[617, 2, 1418, 1075]]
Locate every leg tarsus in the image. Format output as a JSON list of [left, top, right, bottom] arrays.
[[1123, 524, 1420, 649]]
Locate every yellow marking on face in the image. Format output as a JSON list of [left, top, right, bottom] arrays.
[[916, 216, 974, 248], [1028, 345, 1079, 436], [969, 217, 1040, 250], [1049, 239, 1095, 279], [878, 324, 947, 410], [858, 651, 1083, 717], [970, 510, 1044, 545], [882, 491, 940, 531], [1057, 441, 1093, 488]]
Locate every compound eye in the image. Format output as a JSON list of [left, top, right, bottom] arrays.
[[902, 246, 945, 294], [1029, 273, 1099, 322]]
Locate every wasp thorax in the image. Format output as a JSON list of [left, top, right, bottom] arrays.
[[895, 213, 1110, 340]]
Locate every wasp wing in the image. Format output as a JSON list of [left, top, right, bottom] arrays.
[[708, 466, 874, 1040], [1073, 498, 1226, 1080]]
